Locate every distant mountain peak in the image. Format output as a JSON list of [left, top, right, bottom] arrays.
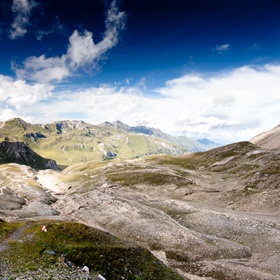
[[99, 121, 114, 126], [53, 120, 91, 132], [113, 120, 125, 125], [198, 138, 216, 145], [2, 118, 28, 130], [0, 118, 221, 166], [8, 117, 26, 122], [112, 120, 131, 131]]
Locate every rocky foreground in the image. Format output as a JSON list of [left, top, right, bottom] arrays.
[[0, 141, 280, 279], [0, 220, 183, 280]]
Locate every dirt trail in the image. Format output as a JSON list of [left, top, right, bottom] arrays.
[[0, 224, 26, 252], [36, 169, 64, 194]]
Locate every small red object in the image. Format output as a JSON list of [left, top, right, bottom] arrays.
[[41, 225, 47, 232]]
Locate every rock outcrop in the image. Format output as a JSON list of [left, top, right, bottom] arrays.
[[24, 131, 47, 141], [0, 141, 59, 170]]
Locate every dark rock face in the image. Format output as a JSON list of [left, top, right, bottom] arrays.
[[56, 123, 63, 134], [45, 159, 60, 170], [130, 126, 154, 135], [106, 151, 117, 157], [24, 132, 47, 141], [0, 141, 60, 170]]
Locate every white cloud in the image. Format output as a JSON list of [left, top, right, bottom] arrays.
[[0, 74, 53, 108], [9, 0, 37, 39], [15, 0, 126, 83], [66, 30, 97, 70], [0, 108, 18, 121], [35, 86, 145, 124], [213, 43, 230, 55], [155, 64, 280, 141], [2, 64, 280, 144], [214, 95, 234, 105], [15, 55, 70, 83]]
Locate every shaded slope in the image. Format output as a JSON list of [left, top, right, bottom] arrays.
[[0, 141, 59, 170]]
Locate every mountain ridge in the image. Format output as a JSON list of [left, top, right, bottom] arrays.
[[250, 124, 280, 149], [0, 118, 219, 167]]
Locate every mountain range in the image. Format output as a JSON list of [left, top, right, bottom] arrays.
[[0, 121, 279, 279], [0, 118, 219, 168]]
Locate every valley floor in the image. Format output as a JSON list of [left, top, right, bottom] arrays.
[[1, 142, 280, 280], [33, 165, 280, 280]]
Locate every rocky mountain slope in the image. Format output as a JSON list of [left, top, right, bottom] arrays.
[[250, 124, 280, 149], [112, 120, 218, 151], [0, 118, 218, 167], [0, 164, 184, 280], [0, 139, 279, 279], [0, 141, 59, 170]]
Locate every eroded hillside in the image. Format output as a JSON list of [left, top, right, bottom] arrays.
[[1, 141, 279, 279]]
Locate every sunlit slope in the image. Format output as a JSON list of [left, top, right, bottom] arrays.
[[56, 141, 280, 279], [1, 140, 279, 279], [0, 220, 185, 280], [62, 141, 280, 212], [250, 124, 280, 149], [0, 118, 192, 166]]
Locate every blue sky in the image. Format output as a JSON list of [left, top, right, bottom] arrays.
[[1, 0, 280, 143]]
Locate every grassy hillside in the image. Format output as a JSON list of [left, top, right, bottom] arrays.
[[0, 220, 185, 280], [0, 118, 189, 167]]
